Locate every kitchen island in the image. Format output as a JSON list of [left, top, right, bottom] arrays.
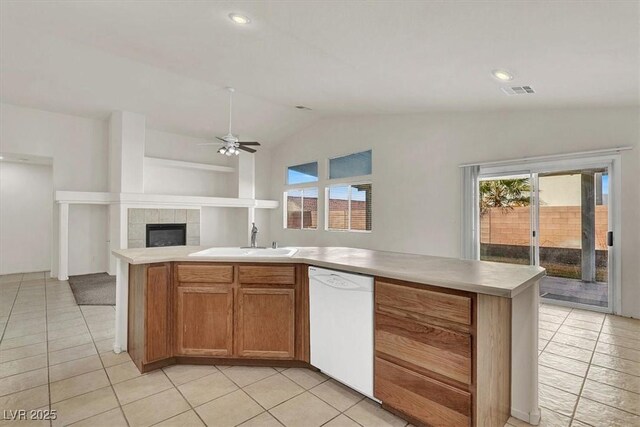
[[112, 246, 545, 427]]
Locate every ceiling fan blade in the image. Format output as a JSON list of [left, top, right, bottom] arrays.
[[197, 142, 223, 146], [238, 141, 261, 146], [237, 145, 257, 153], [216, 136, 228, 143]]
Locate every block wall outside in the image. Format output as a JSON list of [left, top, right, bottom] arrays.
[[480, 206, 608, 250]]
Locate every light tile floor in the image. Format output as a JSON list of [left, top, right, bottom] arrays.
[[1, 273, 639, 427]]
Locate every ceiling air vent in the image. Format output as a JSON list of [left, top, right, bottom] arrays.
[[501, 86, 535, 96]]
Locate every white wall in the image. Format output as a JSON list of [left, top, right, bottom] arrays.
[[538, 175, 582, 206], [0, 162, 53, 274], [144, 129, 235, 197], [200, 208, 247, 247], [0, 103, 110, 276], [68, 205, 109, 275], [268, 107, 640, 318]]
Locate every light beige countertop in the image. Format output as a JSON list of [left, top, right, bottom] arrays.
[[112, 246, 545, 298]]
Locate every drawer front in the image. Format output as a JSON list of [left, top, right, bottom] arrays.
[[375, 312, 471, 384], [375, 357, 471, 427], [376, 280, 472, 325], [239, 266, 296, 285], [176, 264, 234, 284]]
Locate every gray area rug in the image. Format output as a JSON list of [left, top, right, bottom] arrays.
[[68, 273, 116, 305]]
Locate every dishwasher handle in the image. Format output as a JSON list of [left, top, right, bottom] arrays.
[[311, 274, 371, 291]]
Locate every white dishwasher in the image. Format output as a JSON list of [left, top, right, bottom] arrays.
[[309, 266, 375, 399]]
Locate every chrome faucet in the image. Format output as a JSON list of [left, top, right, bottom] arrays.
[[250, 222, 258, 248]]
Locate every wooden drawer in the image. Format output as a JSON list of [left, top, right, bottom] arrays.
[[375, 357, 471, 427], [376, 280, 472, 325], [176, 264, 234, 284], [239, 266, 296, 285], [375, 312, 471, 384]]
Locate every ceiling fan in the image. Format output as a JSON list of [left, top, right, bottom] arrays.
[[198, 87, 261, 156]]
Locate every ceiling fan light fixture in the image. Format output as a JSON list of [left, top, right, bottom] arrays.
[[229, 13, 250, 25]]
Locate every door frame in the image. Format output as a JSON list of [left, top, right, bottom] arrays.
[[472, 152, 622, 314]]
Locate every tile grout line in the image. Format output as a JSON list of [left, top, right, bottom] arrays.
[[537, 311, 640, 421], [567, 309, 604, 424], [538, 307, 578, 425], [0, 276, 23, 344], [75, 302, 131, 427], [43, 273, 52, 427], [218, 368, 298, 419], [575, 394, 640, 418], [156, 366, 210, 426]]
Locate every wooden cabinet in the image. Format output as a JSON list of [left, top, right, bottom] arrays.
[[128, 261, 306, 371], [376, 311, 472, 385], [237, 288, 295, 358], [175, 286, 233, 356], [170, 262, 305, 361], [374, 278, 511, 427], [145, 264, 171, 363], [375, 357, 472, 427], [128, 263, 171, 371]]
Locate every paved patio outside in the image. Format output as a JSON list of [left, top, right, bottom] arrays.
[[540, 276, 608, 308]]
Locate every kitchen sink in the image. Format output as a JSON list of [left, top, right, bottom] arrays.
[[188, 247, 298, 258]]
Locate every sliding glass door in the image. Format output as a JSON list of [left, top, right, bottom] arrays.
[[477, 162, 614, 312], [536, 169, 610, 308], [479, 173, 535, 266]]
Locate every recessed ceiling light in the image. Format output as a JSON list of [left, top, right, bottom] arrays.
[[492, 69, 514, 81], [229, 13, 250, 25], [0, 156, 3, 160]]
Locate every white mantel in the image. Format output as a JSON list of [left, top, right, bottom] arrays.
[[54, 191, 278, 280]]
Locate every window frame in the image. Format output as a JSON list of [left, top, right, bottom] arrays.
[[283, 187, 319, 231], [324, 180, 373, 233]]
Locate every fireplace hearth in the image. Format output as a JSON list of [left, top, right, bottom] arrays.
[[146, 223, 186, 248]]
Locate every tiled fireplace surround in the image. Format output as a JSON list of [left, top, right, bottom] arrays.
[[127, 208, 200, 249]]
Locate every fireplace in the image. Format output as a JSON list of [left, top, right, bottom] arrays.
[[146, 223, 186, 248]]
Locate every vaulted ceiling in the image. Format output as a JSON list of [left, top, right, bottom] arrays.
[[1, 1, 638, 144]]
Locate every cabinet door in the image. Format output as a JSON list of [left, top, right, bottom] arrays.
[[175, 286, 233, 356], [237, 288, 295, 358], [145, 264, 171, 363]]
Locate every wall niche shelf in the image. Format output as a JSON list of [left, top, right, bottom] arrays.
[[144, 156, 235, 173]]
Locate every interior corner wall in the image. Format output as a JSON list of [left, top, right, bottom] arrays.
[[0, 162, 53, 274], [268, 107, 640, 318], [0, 103, 110, 276]]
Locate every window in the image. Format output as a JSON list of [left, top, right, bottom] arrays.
[[285, 188, 318, 229], [329, 150, 372, 179], [327, 183, 372, 231], [287, 162, 318, 185]]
